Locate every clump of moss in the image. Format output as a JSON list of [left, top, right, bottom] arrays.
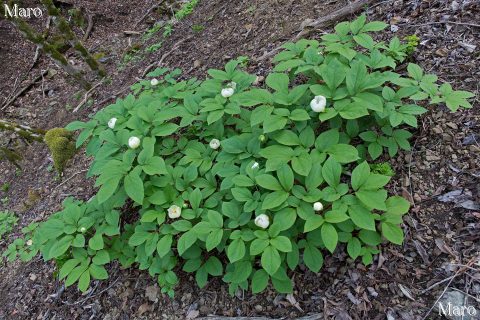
[[371, 162, 395, 177], [44, 128, 76, 174]]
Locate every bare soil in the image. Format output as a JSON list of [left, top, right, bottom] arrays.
[[0, 0, 479, 319]]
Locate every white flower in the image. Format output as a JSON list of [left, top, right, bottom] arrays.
[[251, 162, 259, 170], [128, 136, 141, 149], [26, 239, 33, 246], [150, 78, 159, 86], [254, 214, 270, 229], [221, 87, 235, 98], [209, 138, 220, 150], [80, 227, 87, 233], [313, 202, 323, 211], [310, 95, 327, 113], [168, 205, 181, 219], [108, 117, 117, 129]]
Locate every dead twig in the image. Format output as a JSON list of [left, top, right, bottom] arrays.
[[141, 36, 191, 77], [1, 70, 48, 111], [256, 0, 378, 61], [73, 79, 105, 112], [54, 169, 88, 190], [83, 14, 94, 41]]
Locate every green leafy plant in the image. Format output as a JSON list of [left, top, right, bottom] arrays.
[[404, 34, 420, 56], [0, 211, 18, 241], [7, 15, 473, 296]]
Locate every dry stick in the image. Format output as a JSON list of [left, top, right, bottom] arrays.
[[421, 256, 478, 320], [141, 36, 191, 77], [1, 70, 49, 111], [82, 13, 94, 41], [73, 79, 105, 112], [255, 0, 377, 62], [54, 169, 88, 189]]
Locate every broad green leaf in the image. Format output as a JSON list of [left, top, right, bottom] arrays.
[[321, 223, 338, 253], [261, 191, 289, 210], [381, 222, 404, 245], [348, 205, 376, 231], [303, 243, 323, 272], [227, 239, 245, 262], [351, 161, 370, 191], [261, 246, 281, 275], [270, 236, 292, 252], [251, 269, 269, 293]]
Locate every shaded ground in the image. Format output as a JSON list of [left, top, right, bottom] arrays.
[[0, 0, 479, 319]]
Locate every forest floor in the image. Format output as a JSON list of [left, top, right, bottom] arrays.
[[0, 0, 479, 319]]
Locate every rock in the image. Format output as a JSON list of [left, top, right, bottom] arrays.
[[145, 285, 159, 302], [29, 273, 37, 282], [436, 290, 478, 320]]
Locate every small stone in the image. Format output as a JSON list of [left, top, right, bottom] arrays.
[[255, 305, 263, 312], [29, 273, 37, 281], [145, 285, 158, 302]]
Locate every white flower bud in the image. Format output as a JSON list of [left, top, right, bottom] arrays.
[[108, 117, 117, 129], [26, 239, 33, 246], [313, 202, 323, 211], [168, 205, 181, 219], [251, 162, 259, 170], [209, 138, 220, 150], [221, 87, 235, 98], [150, 78, 159, 86], [310, 95, 327, 113], [80, 227, 87, 233], [254, 214, 270, 229], [128, 136, 141, 149]]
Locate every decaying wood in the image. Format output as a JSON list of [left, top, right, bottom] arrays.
[[255, 0, 378, 61], [0, 119, 45, 142]]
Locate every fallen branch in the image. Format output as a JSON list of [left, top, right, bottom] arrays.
[[255, 0, 377, 62], [141, 36, 191, 77], [1, 70, 48, 111], [73, 79, 105, 112]]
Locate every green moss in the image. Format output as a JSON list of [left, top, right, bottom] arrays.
[[371, 162, 395, 177], [44, 128, 76, 173]]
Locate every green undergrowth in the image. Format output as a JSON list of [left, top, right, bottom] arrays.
[[3, 15, 474, 297]]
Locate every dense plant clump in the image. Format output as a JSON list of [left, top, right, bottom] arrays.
[[0, 211, 18, 241], [4, 15, 474, 296]]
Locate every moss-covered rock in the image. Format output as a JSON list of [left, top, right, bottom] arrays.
[[44, 128, 76, 173]]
